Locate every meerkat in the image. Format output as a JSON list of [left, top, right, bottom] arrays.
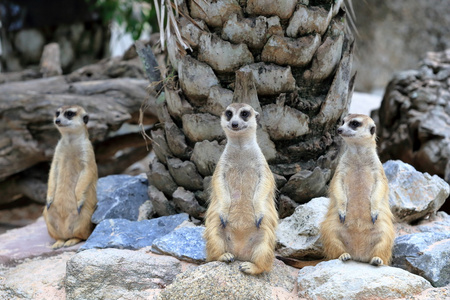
[[320, 114, 395, 266], [203, 103, 278, 275], [43, 105, 98, 249]]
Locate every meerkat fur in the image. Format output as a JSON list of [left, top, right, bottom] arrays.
[[43, 105, 98, 249], [320, 114, 394, 266], [204, 103, 278, 275]]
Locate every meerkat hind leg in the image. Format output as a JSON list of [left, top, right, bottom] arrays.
[[239, 262, 264, 275], [52, 240, 66, 249], [218, 252, 235, 263], [64, 238, 82, 248], [339, 253, 352, 262]]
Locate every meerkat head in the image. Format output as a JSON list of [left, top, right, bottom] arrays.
[[337, 114, 376, 145], [54, 105, 89, 134], [221, 103, 259, 139]]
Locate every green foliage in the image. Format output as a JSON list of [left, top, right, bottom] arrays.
[[88, 0, 158, 40]]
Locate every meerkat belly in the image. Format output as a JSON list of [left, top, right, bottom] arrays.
[[224, 166, 261, 260], [341, 168, 381, 260]]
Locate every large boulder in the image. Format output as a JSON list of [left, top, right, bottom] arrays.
[[157, 259, 297, 300], [276, 197, 328, 259], [297, 260, 433, 299], [80, 214, 189, 251], [384, 160, 449, 223], [65, 249, 182, 300], [393, 232, 450, 287], [92, 174, 149, 224]]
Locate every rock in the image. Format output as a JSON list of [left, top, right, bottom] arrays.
[[203, 86, 233, 117], [256, 128, 277, 163], [297, 260, 433, 299], [261, 34, 321, 67], [180, 17, 207, 49], [66, 249, 181, 299], [14, 29, 45, 62], [238, 63, 296, 96], [376, 49, 450, 191], [0, 217, 81, 266], [286, 4, 332, 37], [172, 187, 206, 219], [222, 15, 269, 50], [392, 232, 450, 287], [80, 214, 189, 250], [157, 259, 297, 299], [246, 0, 297, 20], [178, 55, 219, 102], [92, 174, 149, 224], [152, 226, 206, 263], [276, 197, 328, 259], [384, 160, 449, 223], [1, 252, 72, 299], [191, 140, 224, 177], [137, 200, 155, 221], [280, 167, 331, 204], [198, 33, 254, 73], [395, 211, 450, 237], [167, 157, 204, 191], [262, 100, 309, 140], [165, 120, 191, 160], [165, 88, 194, 120], [147, 160, 178, 197], [277, 194, 299, 219], [148, 185, 176, 216], [181, 113, 224, 142], [150, 128, 173, 165], [189, 0, 242, 28]]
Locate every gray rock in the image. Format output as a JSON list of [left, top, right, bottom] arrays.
[[66, 249, 181, 300], [222, 15, 269, 50], [286, 4, 332, 37], [165, 120, 190, 160], [238, 63, 296, 96], [80, 214, 189, 250], [152, 226, 206, 263], [180, 17, 207, 49], [14, 29, 45, 62], [392, 232, 450, 287], [203, 86, 233, 117], [172, 187, 206, 219], [261, 34, 321, 67], [198, 33, 254, 73], [276, 197, 328, 259], [280, 167, 331, 204], [246, 0, 296, 20], [181, 113, 224, 142], [157, 259, 296, 300], [256, 127, 277, 163], [147, 160, 178, 197], [92, 174, 149, 224], [297, 260, 433, 300], [262, 101, 309, 140], [167, 157, 204, 191], [137, 200, 155, 221], [189, 0, 242, 28], [191, 140, 224, 177], [150, 128, 172, 164], [148, 185, 176, 216], [178, 55, 219, 102], [277, 194, 298, 219], [165, 87, 193, 120], [384, 160, 449, 223]]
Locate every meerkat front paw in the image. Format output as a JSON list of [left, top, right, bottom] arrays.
[[219, 252, 235, 263], [370, 256, 383, 266], [255, 214, 264, 228], [339, 253, 352, 262], [371, 211, 379, 224], [219, 214, 228, 228], [46, 198, 54, 210], [338, 210, 346, 223]]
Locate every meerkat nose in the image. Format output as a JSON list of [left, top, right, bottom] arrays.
[[232, 121, 239, 129], [337, 127, 343, 135], [55, 119, 61, 125]]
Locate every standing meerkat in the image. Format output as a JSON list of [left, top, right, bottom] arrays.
[[320, 114, 394, 266], [43, 105, 98, 249], [203, 103, 278, 275]]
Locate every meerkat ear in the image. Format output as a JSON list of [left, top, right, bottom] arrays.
[[83, 114, 89, 124], [255, 111, 260, 122], [370, 125, 376, 135]]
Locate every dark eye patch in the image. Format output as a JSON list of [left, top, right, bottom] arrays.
[[240, 110, 250, 119], [65, 110, 76, 119], [349, 120, 361, 129], [225, 110, 233, 121], [55, 111, 60, 117]]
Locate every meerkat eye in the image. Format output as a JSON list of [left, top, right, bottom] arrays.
[[240, 110, 249, 118], [55, 111, 60, 117], [65, 111, 76, 118], [350, 120, 360, 128], [225, 110, 233, 120]]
